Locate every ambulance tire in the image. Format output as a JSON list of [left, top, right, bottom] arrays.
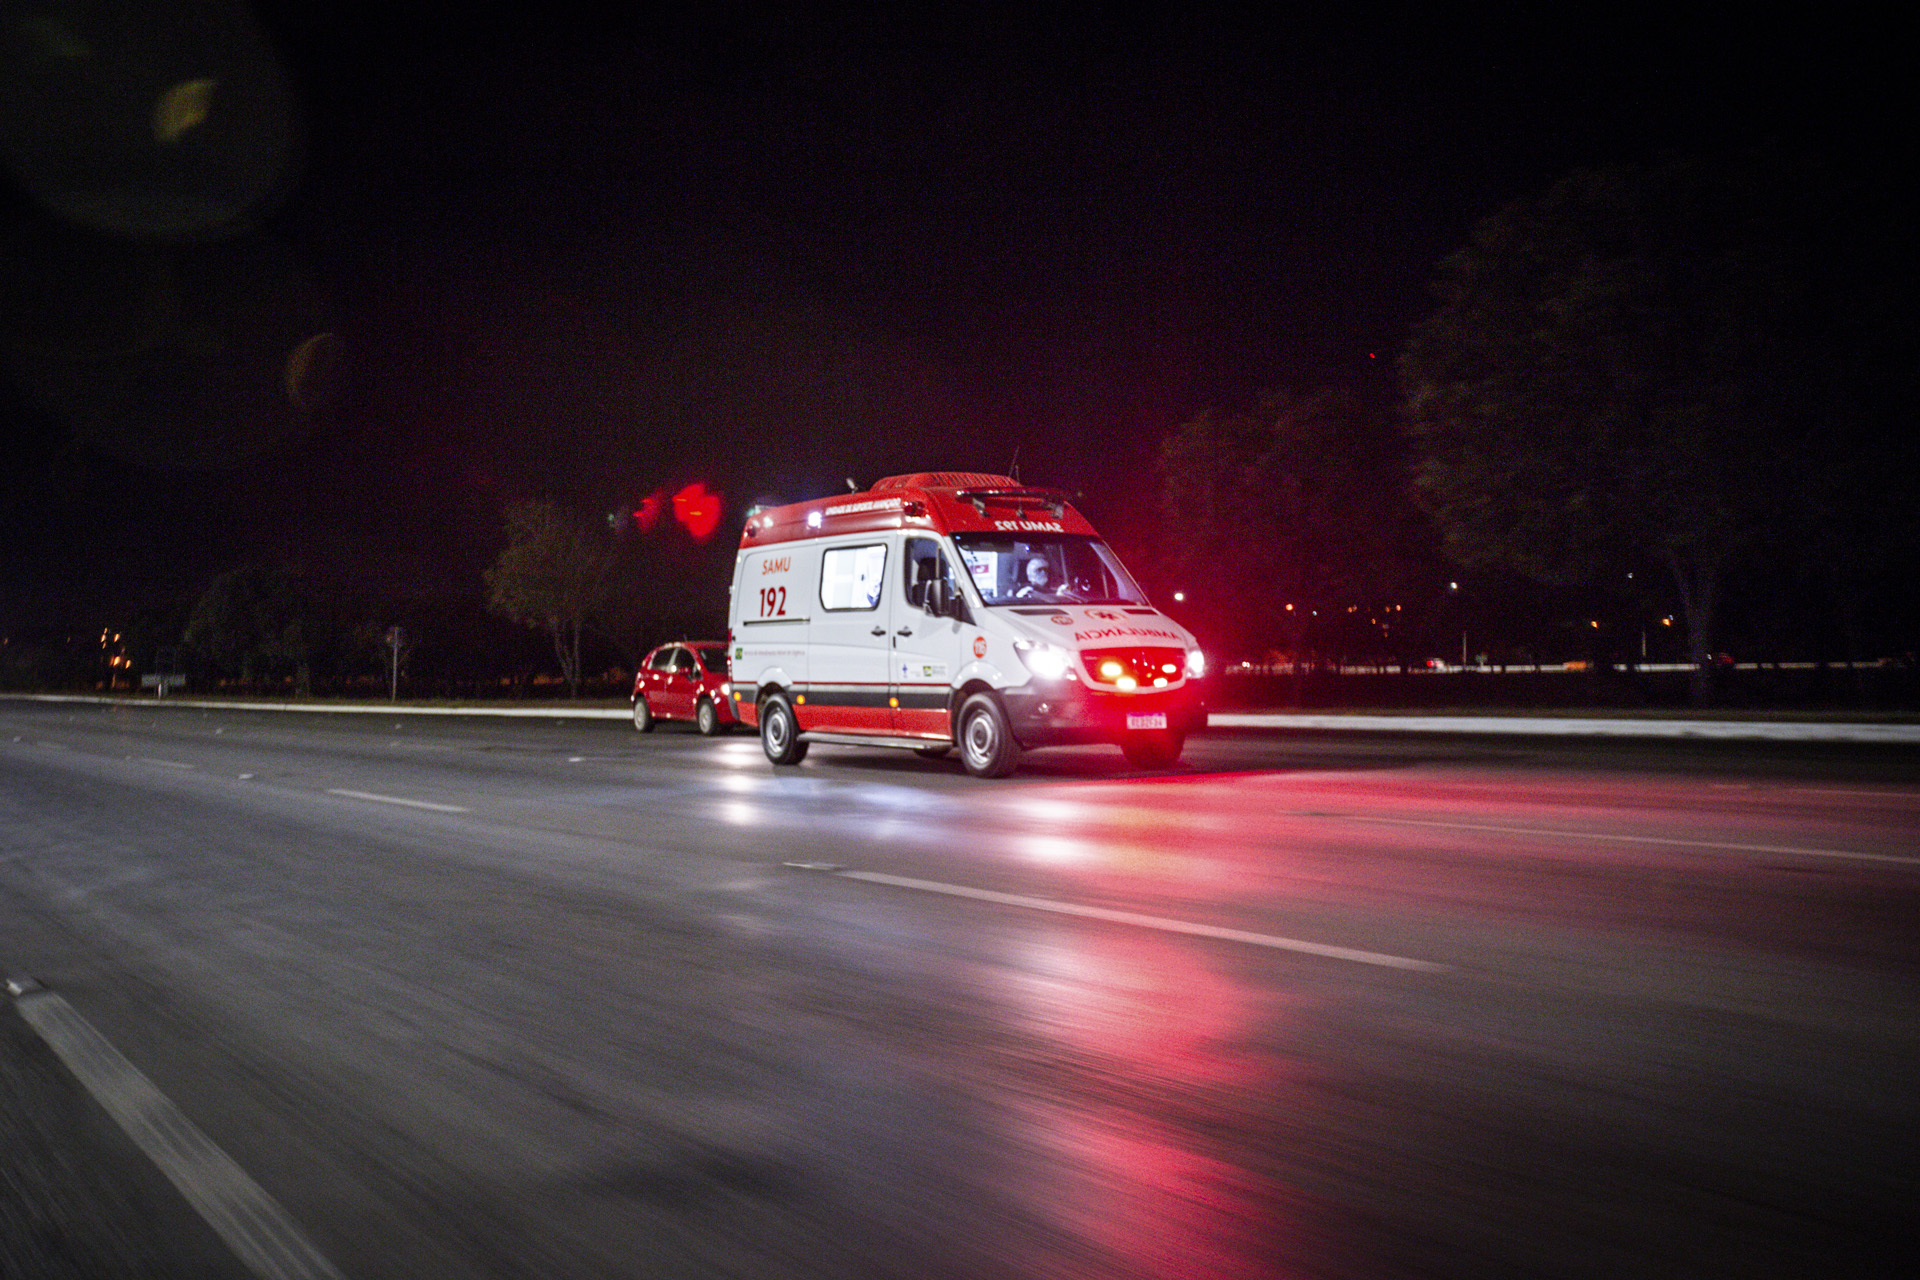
[[957, 692, 1020, 779], [631, 697, 654, 733], [759, 692, 808, 766], [696, 697, 722, 736], [1120, 730, 1185, 769]]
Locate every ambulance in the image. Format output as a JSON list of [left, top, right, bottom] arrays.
[[725, 472, 1207, 777]]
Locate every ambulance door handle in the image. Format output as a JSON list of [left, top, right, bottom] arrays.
[[870, 626, 887, 636], [895, 626, 914, 636]]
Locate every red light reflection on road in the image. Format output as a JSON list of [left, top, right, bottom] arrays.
[[992, 924, 1315, 1278], [1004, 779, 1319, 903]]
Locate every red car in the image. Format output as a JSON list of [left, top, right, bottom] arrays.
[[630, 641, 737, 736]]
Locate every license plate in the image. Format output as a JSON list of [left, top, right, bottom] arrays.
[[1126, 712, 1167, 730]]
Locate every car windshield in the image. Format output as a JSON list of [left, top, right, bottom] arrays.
[[692, 646, 728, 675], [951, 534, 1151, 607]]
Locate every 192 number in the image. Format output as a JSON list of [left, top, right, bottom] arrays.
[[758, 586, 787, 618]]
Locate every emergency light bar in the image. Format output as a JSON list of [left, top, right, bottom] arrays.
[[954, 487, 1069, 518]]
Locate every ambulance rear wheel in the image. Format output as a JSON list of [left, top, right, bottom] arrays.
[[1120, 730, 1184, 769], [957, 693, 1020, 779], [759, 693, 808, 766]]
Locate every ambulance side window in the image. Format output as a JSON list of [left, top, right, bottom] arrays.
[[903, 538, 958, 611], [820, 544, 888, 611]]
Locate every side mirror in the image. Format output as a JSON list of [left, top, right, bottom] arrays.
[[928, 579, 966, 620]]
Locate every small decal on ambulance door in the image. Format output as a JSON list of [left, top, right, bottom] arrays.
[[972, 636, 988, 658]]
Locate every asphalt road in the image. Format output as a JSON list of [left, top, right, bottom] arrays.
[[4, 702, 1918, 1279]]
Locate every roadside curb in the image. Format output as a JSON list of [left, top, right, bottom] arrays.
[[6, 694, 633, 720], [9, 694, 1918, 743], [1209, 712, 1920, 744]]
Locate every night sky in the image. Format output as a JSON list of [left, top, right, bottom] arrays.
[[0, 4, 1899, 632]]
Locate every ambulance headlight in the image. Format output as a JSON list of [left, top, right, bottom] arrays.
[[1185, 649, 1206, 679], [1014, 640, 1072, 680]]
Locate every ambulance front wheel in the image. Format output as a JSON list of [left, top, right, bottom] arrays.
[[759, 693, 808, 766], [957, 693, 1021, 779]]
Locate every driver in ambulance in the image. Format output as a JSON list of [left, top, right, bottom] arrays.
[[1016, 556, 1081, 602]]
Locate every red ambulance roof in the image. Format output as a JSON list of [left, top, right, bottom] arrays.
[[738, 474, 1099, 546]]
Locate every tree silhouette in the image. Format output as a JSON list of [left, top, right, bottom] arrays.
[[484, 501, 619, 697], [1156, 389, 1425, 682], [183, 564, 312, 691], [1401, 152, 1828, 703]]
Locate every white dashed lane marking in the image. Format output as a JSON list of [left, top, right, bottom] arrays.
[[786, 864, 1449, 972], [324, 788, 469, 814]]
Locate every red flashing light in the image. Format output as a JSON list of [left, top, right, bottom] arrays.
[[672, 482, 723, 542]]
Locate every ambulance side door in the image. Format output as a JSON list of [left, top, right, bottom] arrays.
[[891, 536, 967, 738], [806, 539, 894, 733]]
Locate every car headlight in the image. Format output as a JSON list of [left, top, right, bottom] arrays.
[[1014, 640, 1072, 680], [1185, 649, 1206, 679]]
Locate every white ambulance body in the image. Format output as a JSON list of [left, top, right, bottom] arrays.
[[726, 472, 1207, 777]]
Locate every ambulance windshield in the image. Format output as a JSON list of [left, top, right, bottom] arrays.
[[952, 534, 1151, 607]]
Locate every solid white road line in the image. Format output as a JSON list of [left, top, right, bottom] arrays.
[[324, 788, 468, 814], [1348, 814, 1920, 866], [9, 983, 348, 1280], [791, 866, 1449, 972]]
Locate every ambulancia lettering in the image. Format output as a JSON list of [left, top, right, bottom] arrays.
[[1074, 625, 1183, 643]]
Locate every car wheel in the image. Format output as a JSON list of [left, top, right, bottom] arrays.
[[631, 696, 654, 733], [696, 697, 721, 736], [957, 692, 1020, 778], [1120, 730, 1184, 769], [759, 692, 808, 765]]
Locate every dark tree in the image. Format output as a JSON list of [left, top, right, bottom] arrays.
[[484, 500, 620, 698], [1156, 389, 1426, 685], [183, 564, 313, 691], [1400, 151, 1845, 704]]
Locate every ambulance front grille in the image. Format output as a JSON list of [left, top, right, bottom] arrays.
[[1080, 647, 1185, 689]]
